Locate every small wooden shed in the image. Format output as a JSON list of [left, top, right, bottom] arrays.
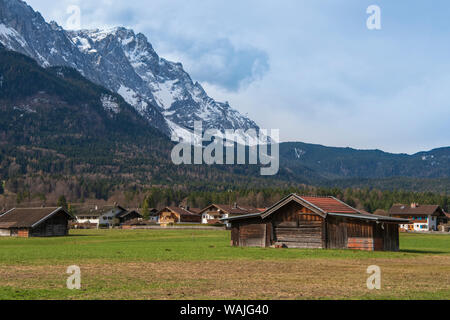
[[223, 194, 409, 251], [0, 207, 73, 237]]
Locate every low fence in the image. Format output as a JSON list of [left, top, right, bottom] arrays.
[[130, 225, 226, 230]]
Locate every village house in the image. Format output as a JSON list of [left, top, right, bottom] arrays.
[[222, 194, 409, 251], [74, 205, 128, 228], [117, 210, 143, 225], [0, 207, 73, 237], [199, 204, 263, 225], [147, 208, 159, 222], [158, 207, 201, 225], [389, 203, 447, 232]]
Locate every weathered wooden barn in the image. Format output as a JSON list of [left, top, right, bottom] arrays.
[[0, 207, 73, 237], [223, 194, 409, 251]]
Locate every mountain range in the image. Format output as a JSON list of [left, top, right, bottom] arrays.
[[0, 0, 259, 140], [0, 0, 449, 197]]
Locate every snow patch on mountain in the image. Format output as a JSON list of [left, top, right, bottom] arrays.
[[117, 85, 148, 113], [0, 23, 27, 47], [101, 94, 120, 114], [154, 80, 179, 109]]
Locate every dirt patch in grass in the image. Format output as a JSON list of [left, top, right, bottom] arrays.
[[1, 255, 448, 300]]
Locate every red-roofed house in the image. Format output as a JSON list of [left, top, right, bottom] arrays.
[[223, 194, 409, 251]]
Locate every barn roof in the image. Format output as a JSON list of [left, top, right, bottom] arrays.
[[327, 212, 409, 223], [261, 194, 361, 219], [301, 196, 359, 214], [389, 204, 444, 216], [223, 194, 409, 223], [0, 207, 72, 228]]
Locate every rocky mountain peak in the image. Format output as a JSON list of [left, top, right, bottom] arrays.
[[0, 0, 260, 141]]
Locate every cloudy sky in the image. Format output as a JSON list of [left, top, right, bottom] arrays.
[[27, 0, 450, 154]]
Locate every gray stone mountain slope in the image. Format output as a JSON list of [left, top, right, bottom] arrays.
[[0, 0, 260, 139]]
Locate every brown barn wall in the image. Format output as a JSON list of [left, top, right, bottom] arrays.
[[327, 217, 378, 250], [18, 229, 30, 238], [270, 202, 324, 249], [238, 221, 267, 247], [30, 211, 69, 237], [231, 225, 240, 246], [374, 223, 399, 252], [327, 218, 399, 251], [326, 216, 348, 249]]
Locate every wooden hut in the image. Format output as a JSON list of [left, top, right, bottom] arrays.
[[0, 207, 73, 237], [223, 194, 409, 251]]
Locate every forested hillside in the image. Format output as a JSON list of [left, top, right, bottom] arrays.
[[0, 46, 449, 210]]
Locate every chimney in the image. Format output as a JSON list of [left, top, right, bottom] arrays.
[[233, 202, 238, 209], [411, 203, 418, 209]]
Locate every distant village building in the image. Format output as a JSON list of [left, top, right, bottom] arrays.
[[0, 207, 72, 237], [199, 204, 263, 225], [117, 210, 143, 225], [389, 203, 447, 232], [74, 205, 127, 228], [147, 208, 159, 222], [158, 207, 201, 225], [223, 194, 409, 251]]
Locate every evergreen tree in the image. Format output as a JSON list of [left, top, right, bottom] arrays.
[[57, 195, 68, 210], [142, 197, 150, 220]]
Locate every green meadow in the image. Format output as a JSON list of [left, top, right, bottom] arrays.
[[0, 230, 449, 300]]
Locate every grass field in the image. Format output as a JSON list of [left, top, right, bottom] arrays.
[[0, 229, 449, 300]]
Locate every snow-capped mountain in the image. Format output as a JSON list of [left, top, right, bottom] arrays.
[[0, 0, 260, 140]]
